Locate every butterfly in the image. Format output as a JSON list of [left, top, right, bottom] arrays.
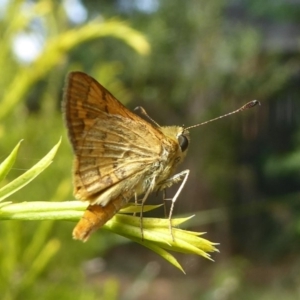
[[62, 71, 260, 242]]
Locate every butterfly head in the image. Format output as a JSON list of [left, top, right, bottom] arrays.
[[176, 128, 190, 153], [160, 126, 190, 165]]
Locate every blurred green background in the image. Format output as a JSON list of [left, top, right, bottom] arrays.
[[1, 0, 300, 299]]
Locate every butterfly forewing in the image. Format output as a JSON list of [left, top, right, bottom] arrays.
[[62, 72, 165, 204]]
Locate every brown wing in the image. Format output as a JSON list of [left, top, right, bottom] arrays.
[[62, 71, 165, 205]]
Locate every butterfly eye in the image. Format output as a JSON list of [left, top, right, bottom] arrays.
[[178, 134, 189, 152]]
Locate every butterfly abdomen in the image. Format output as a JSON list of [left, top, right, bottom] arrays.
[[72, 194, 128, 242]]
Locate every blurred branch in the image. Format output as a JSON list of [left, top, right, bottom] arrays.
[[0, 19, 150, 120]]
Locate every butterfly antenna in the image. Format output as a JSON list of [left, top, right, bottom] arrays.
[[185, 100, 261, 130], [134, 106, 160, 127]]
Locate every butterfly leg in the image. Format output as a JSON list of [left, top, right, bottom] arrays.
[[162, 170, 190, 240], [138, 176, 156, 240], [162, 189, 168, 218], [133, 192, 138, 217]]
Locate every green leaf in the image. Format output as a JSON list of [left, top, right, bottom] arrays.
[[0, 140, 22, 182], [120, 204, 163, 214], [0, 138, 61, 202], [126, 235, 186, 273]]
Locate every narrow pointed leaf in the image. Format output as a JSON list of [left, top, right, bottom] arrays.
[[0, 140, 22, 182], [126, 235, 185, 273], [0, 138, 61, 202]]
